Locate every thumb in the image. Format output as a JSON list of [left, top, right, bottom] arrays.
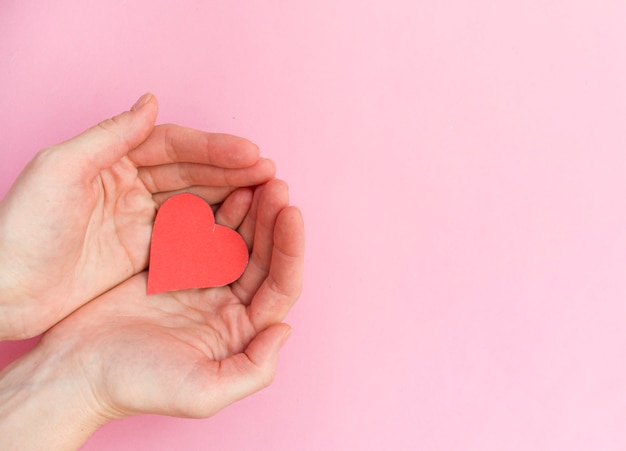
[[56, 93, 158, 175]]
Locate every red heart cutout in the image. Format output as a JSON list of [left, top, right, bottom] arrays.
[[147, 193, 249, 294]]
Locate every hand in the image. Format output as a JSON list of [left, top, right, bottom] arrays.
[[0, 94, 275, 340], [0, 180, 304, 450]]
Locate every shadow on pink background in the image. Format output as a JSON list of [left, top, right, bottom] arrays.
[[2, 1, 626, 449]]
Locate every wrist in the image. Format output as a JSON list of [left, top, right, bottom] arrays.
[[0, 266, 22, 340], [0, 195, 42, 340], [0, 338, 110, 450], [0, 232, 29, 340]]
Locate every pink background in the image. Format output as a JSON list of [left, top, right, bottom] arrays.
[[2, 1, 626, 449]]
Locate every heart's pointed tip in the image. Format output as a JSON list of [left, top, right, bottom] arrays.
[[146, 277, 161, 295]]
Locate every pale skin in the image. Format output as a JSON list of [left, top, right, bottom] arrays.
[[0, 93, 277, 340], [0, 95, 305, 450]]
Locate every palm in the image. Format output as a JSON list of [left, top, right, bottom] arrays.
[[42, 180, 304, 419], [9, 156, 154, 314], [0, 103, 274, 339], [51, 273, 257, 417]]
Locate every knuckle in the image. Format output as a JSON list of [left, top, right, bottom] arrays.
[[96, 117, 128, 149], [259, 367, 277, 388], [179, 163, 194, 185], [30, 146, 63, 171]]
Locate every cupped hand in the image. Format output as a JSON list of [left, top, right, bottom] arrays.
[[38, 180, 304, 421], [0, 94, 275, 339]]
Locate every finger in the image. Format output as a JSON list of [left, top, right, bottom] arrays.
[[231, 180, 290, 304], [237, 183, 264, 251], [247, 207, 305, 331], [127, 125, 261, 168], [214, 188, 253, 230], [151, 186, 237, 207], [187, 323, 292, 418], [53, 93, 158, 178], [137, 158, 275, 193]]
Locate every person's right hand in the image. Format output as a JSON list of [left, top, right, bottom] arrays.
[[0, 180, 304, 450], [0, 94, 275, 340]]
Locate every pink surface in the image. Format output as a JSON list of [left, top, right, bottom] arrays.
[[2, 1, 626, 449]]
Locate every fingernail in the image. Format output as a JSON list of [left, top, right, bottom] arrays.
[[131, 92, 152, 111]]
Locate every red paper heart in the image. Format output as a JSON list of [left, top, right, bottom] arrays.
[[147, 193, 249, 294]]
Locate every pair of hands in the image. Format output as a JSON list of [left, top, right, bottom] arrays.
[[0, 94, 304, 449]]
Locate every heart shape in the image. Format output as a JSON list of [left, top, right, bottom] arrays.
[[147, 193, 249, 294]]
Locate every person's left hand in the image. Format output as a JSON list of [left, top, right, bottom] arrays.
[[0, 94, 275, 340]]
